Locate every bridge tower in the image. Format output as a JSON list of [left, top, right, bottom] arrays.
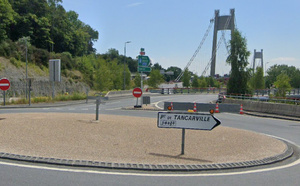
[[253, 49, 264, 71], [211, 9, 235, 77]]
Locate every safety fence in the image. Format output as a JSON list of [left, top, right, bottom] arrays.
[[0, 80, 89, 99]]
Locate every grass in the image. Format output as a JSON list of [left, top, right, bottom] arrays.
[[6, 92, 87, 105]]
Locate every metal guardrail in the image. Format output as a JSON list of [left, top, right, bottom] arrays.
[[148, 88, 226, 94], [226, 95, 300, 104]]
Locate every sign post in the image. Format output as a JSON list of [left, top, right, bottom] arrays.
[[0, 78, 11, 106], [157, 111, 221, 155], [132, 87, 142, 108], [49, 59, 61, 98]]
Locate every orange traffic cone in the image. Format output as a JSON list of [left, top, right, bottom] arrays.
[[171, 102, 174, 111], [215, 103, 219, 113], [193, 102, 197, 112], [240, 104, 244, 114]]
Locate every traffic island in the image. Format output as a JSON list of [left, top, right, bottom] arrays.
[[0, 113, 293, 171]]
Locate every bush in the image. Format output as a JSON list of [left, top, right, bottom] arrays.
[[54, 92, 86, 101], [31, 46, 50, 67], [0, 40, 19, 58], [32, 96, 52, 103], [10, 57, 23, 68]]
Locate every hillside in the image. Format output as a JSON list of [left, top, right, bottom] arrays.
[[0, 57, 47, 81], [0, 57, 89, 97]]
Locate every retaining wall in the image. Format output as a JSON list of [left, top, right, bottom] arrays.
[[223, 99, 300, 117], [0, 80, 89, 98]]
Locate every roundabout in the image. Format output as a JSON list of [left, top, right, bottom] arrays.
[[0, 113, 294, 171]]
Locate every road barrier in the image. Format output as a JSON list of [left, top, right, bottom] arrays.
[[224, 99, 300, 117], [164, 102, 240, 113]]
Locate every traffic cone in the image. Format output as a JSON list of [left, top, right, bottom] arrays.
[[239, 104, 244, 114], [193, 102, 197, 112], [215, 103, 219, 113], [171, 102, 174, 111]]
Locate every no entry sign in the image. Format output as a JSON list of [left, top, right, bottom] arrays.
[[132, 87, 142, 98], [0, 78, 10, 91]]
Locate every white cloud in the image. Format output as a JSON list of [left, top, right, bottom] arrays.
[[270, 57, 298, 62], [127, 2, 143, 7]]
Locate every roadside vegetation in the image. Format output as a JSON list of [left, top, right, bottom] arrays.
[[0, 1, 299, 105], [8, 92, 87, 105]]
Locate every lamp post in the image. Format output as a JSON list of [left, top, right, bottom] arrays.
[[123, 41, 131, 90], [265, 62, 270, 76], [25, 38, 28, 99]]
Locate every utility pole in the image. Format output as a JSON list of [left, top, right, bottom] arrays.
[[123, 41, 131, 90]]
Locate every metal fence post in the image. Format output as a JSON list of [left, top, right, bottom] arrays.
[[96, 98, 100, 121]]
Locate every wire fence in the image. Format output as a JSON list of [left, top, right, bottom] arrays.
[[0, 80, 89, 100]]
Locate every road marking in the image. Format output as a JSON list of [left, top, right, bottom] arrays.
[[0, 157, 299, 177], [105, 107, 122, 110], [153, 99, 170, 110]]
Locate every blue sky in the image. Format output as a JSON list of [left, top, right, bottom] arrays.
[[62, 0, 300, 76]]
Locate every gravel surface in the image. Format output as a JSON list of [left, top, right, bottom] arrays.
[[0, 113, 286, 165]]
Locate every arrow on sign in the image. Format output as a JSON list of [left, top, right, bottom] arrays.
[[157, 112, 221, 131]]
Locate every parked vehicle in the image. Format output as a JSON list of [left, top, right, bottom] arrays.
[[216, 92, 226, 103]]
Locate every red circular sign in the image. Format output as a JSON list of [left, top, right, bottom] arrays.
[[132, 87, 142, 98], [0, 78, 10, 91]]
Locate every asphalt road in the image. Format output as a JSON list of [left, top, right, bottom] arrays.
[[0, 94, 299, 186]]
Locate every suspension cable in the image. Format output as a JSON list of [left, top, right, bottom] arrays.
[[174, 18, 214, 82], [201, 15, 232, 76]]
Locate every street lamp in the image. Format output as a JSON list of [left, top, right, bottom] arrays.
[[123, 41, 131, 90], [265, 62, 270, 76]]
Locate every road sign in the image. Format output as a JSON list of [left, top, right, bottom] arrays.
[[138, 56, 150, 67], [0, 78, 10, 91], [138, 66, 151, 72], [132, 87, 143, 98], [49, 59, 61, 82], [157, 112, 221, 131]]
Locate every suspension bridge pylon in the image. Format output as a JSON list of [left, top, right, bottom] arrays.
[[210, 9, 235, 77], [253, 49, 264, 72]]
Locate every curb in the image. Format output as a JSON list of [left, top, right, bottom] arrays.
[[0, 140, 294, 171], [244, 111, 300, 122]]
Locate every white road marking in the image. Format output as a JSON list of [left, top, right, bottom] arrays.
[[0, 158, 299, 177], [105, 107, 122, 110], [153, 99, 170, 110]]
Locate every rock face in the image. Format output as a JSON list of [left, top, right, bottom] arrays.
[[0, 57, 89, 97]]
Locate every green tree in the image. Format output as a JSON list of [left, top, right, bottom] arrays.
[[266, 64, 300, 88], [198, 76, 207, 88], [152, 63, 163, 70], [250, 67, 265, 90], [166, 66, 182, 82], [191, 75, 199, 88], [133, 73, 141, 88], [95, 58, 113, 91], [0, 0, 16, 42], [148, 69, 164, 88], [273, 73, 291, 97], [226, 30, 251, 95], [182, 68, 191, 88]]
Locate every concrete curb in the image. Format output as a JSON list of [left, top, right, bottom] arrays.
[[0, 140, 294, 171], [244, 111, 300, 122]]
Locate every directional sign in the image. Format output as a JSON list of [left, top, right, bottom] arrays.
[[138, 66, 151, 72], [157, 112, 221, 131], [138, 56, 150, 67], [132, 87, 143, 98], [0, 78, 10, 91]]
